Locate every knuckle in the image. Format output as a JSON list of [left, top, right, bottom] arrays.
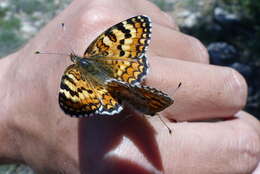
[[81, 6, 113, 28]]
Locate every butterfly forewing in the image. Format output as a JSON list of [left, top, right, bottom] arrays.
[[84, 15, 152, 85], [59, 65, 122, 117]]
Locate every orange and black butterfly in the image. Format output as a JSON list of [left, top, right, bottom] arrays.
[[58, 15, 174, 117]]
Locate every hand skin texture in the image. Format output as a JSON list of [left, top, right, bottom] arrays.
[[0, 0, 259, 173]]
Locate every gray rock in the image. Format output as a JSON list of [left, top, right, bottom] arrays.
[[208, 42, 237, 65]]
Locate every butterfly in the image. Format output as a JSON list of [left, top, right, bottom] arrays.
[[58, 15, 174, 117]]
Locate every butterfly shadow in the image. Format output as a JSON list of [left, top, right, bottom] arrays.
[[78, 107, 164, 174]]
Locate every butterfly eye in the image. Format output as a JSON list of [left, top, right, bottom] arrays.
[[79, 58, 90, 67]]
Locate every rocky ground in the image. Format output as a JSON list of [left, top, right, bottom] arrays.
[[0, 0, 259, 173], [170, 0, 260, 119]]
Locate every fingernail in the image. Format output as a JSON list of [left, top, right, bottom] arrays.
[[228, 69, 248, 109]]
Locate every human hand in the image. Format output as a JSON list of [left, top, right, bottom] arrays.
[[0, 0, 259, 173]]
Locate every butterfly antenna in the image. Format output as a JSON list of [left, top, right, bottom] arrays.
[[60, 22, 77, 56], [157, 113, 172, 134], [155, 83, 182, 134], [34, 51, 69, 56], [34, 23, 73, 56], [172, 82, 182, 95], [67, 47, 76, 56], [61, 22, 65, 31]]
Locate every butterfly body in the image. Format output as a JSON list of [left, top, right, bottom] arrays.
[[59, 15, 173, 117], [71, 54, 111, 82]]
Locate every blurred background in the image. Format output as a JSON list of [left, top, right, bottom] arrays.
[[0, 0, 259, 173]]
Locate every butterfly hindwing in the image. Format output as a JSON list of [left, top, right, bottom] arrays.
[[59, 64, 122, 117], [106, 80, 173, 116], [84, 15, 152, 84]]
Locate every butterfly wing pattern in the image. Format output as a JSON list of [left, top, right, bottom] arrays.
[[84, 15, 151, 85], [106, 80, 173, 116], [59, 65, 122, 116], [58, 15, 174, 117]]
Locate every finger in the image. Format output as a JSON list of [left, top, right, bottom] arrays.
[[85, 111, 259, 174], [78, 11, 209, 64], [78, 109, 165, 173], [146, 57, 247, 121], [66, 0, 206, 64], [147, 111, 260, 174], [235, 111, 260, 137], [150, 23, 209, 64]]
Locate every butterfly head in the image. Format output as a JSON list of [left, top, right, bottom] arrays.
[[70, 54, 99, 75], [79, 58, 91, 68]]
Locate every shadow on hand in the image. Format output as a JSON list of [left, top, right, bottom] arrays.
[[78, 107, 163, 174]]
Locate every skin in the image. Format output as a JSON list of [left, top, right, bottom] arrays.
[[0, 0, 259, 173]]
